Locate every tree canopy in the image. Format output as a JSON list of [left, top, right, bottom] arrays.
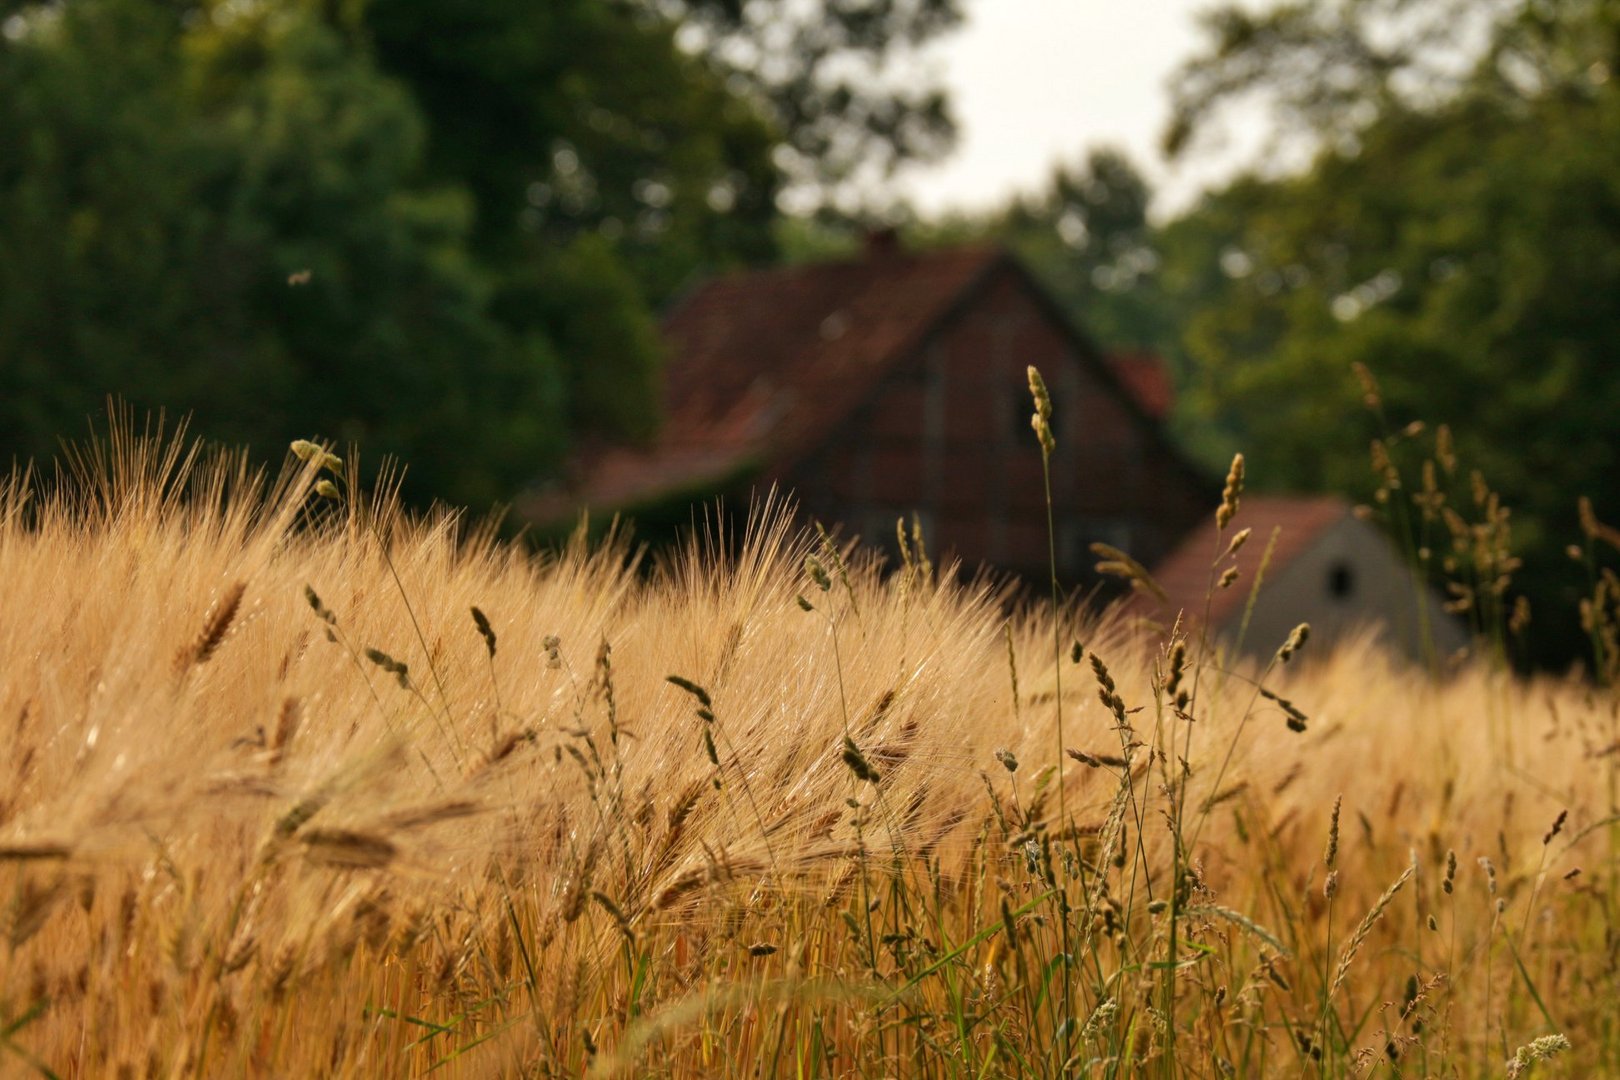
[[0, 0, 564, 505], [0, 0, 959, 505], [1154, 0, 1620, 665], [653, 0, 961, 215]]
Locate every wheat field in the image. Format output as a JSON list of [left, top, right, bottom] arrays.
[[0, 423, 1612, 1078]]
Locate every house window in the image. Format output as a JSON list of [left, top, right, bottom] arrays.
[[1056, 365, 1081, 444], [1006, 390, 1028, 446], [924, 352, 946, 447], [1328, 561, 1355, 600]]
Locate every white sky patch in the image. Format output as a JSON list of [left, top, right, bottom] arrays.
[[892, 0, 1275, 222]]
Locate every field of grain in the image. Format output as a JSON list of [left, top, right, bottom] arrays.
[[0, 425, 1612, 1078]]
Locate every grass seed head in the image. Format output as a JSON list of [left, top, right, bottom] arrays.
[[1026, 366, 1056, 456], [303, 585, 336, 626], [805, 554, 832, 592], [269, 697, 301, 769], [1506, 1034, 1571, 1078], [1222, 527, 1252, 560], [1328, 859, 1415, 1003], [363, 647, 409, 688], [1165, 640, 1187, 697], [1278, 623, 1311, 663], [1352, 361, 1382, 409], [842, 735, 881, 784], [1217, 453, 1245, 530], [909, 513, 934, 578], [289, 439, 342, 474], [1325, 795, 1342, 871], [560, 839, 602, 923], [1091, 542, 1168, 602], [666, 675, 712, 709], [470, 606, 496, 659]]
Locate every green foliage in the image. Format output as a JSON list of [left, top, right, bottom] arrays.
[[1, 0, 958, 508], [361, 0, 781, 300], [355, 0, 783, 468], [0, 0, 566, 504], [909, 149, 1176, 354], [652, 0, 963, 213], [531, 233, 664, 446], [992, 149, 1172, 355], [1162, 0, 1504, 160]]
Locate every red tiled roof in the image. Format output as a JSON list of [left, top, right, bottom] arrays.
[[1137, 495, 1351, 626], [1106, 351, 1174, 419], [522, 244, 1005, 520]]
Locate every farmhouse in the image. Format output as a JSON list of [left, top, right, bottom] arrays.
[[523, 233, 1212, 583], [1138, 495, 1471, 663]]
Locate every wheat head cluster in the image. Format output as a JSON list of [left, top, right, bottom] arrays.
[[0, 417, 1613, 1078]]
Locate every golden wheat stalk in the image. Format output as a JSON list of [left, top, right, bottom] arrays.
[[174, 579, 246, 671]]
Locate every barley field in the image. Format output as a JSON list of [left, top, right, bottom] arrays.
[[0, 423, 1613, 1078]]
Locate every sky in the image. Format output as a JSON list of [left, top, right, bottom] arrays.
[[894, 0, 1265, 221]]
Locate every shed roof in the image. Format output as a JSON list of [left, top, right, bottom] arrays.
[[1141, 495, 1352, 626]]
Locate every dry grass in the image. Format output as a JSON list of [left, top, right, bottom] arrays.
[[0, 424, 1614, 1078]]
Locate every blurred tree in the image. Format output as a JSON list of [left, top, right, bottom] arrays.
[[987, 149, 1171, 355], [358, 0, 782, 302], [1159, 0, 1620, 665], [352, 0, 787, 448], [524, 233, 665, 446], [0, 0, 565, 505], [907, 148, 1181, 386], [1162, 0, 1515, 160], [649, 0, 962, 216]]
